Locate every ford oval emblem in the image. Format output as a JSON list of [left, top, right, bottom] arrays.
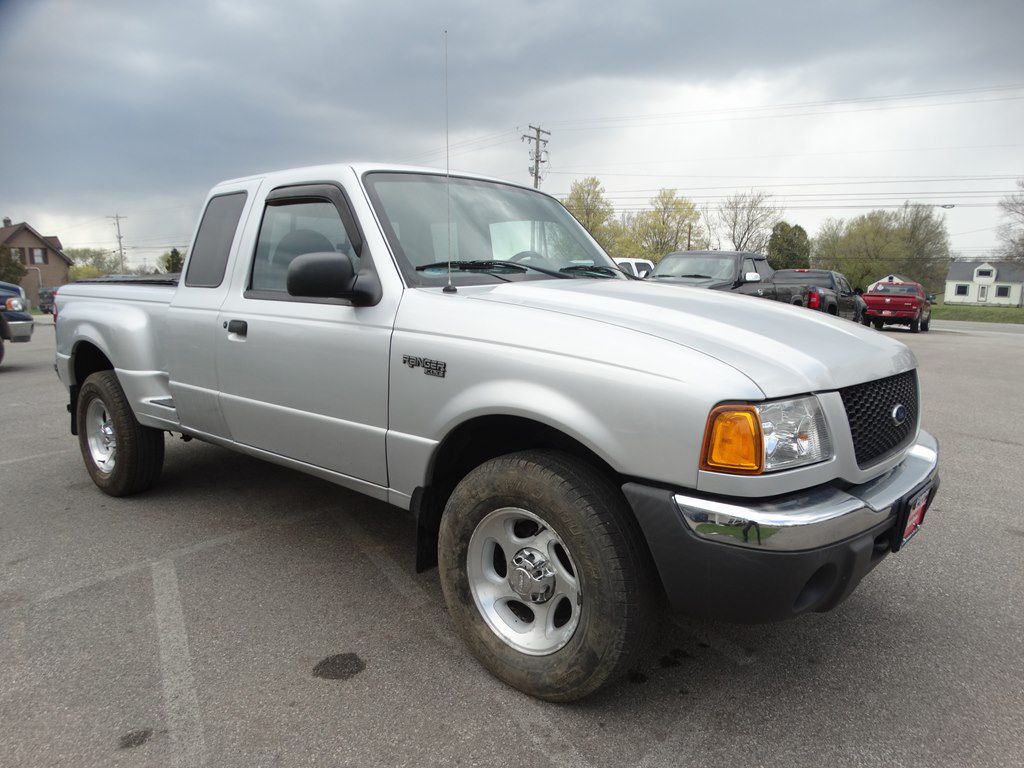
[[891, 404, 907, 426]]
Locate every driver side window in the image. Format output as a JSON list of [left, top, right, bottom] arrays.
[[250, 200, 354, 293]]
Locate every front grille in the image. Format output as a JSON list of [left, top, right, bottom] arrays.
[[839, 370, 918, 468]]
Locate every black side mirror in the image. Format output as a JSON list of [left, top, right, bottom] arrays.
[[855, 288, 863, 295], [926, 293, 936, 303], [286, 252, 380, 305]]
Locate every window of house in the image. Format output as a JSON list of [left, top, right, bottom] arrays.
[[955, 284, 969, 296], [30, 247, 47, 264], [996, 285, 1010, 298], [9, 247, 24, 263], [977, 269, 992, 277]]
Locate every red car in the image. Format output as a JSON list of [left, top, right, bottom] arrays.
[[861, 279, 933, 333]]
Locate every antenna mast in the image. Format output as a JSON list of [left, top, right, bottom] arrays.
[[442, 29, 456, 294]]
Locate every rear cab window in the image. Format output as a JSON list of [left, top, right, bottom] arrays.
[[184, 192, 248, 288]]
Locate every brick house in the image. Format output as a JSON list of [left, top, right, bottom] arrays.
[[0, 216, 72, 309]]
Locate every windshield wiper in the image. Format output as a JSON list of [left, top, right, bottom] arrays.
[[415, 260, 571, 279], [559, 265, 623, 278]]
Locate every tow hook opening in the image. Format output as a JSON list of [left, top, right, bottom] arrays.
[[793, 563, 838, 614]]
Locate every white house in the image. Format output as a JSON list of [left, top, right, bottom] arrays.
[[944, 261, 1024, 307]]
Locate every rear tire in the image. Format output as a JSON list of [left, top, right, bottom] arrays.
[[0, 340, 5, 366], [872, 319, 884, 330], [438, 450, 658, 702], [910, 315, 921, 333], [921, 316, 930, 332], [76, 371, 165, 496]]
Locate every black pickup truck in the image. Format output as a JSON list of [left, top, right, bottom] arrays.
[[770, 268, 861, 320], [650, 254, 862, 320]]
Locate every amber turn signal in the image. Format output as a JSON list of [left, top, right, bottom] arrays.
[[700, 405, 764, 474]]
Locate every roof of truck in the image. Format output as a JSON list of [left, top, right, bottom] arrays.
[[213, 162, 524, 191]]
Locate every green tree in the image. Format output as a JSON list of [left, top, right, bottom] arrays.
[[812, 204, 951, 291], [997, 178, 1024, 261], [633, 189, 704, 260], [160, 248, 186, 273], [767, 222, 811, 269], [0, 245, 27, 284], [66, 247, 122, 280], [562, 177, 615, 251]]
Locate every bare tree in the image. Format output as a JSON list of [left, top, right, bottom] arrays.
[[716, 191, 782, 253], [997, 178, 1024, 261]]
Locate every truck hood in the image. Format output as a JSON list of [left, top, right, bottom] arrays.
[[467, 279, 916, 397]]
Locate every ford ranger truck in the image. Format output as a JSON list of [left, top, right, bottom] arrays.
[[54, 164, 940, 701]]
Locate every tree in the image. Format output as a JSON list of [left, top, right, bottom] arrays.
[[717, 191, 781, 253], [767, 222, 810, 269], [66, 247, 121, 281], [0, 245, 27, 285], [160, 248, 186, 273], [811, 204, 951, 291], [562, 177, 614, 251], [633, 189, 704, 259], [997, 178, 1024, 261]]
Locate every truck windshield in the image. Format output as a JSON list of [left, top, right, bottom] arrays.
[[363, 172, 621, 286], [650, 253, 735, 281]]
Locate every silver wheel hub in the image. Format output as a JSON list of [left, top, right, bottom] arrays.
[[466, 507, 582, 656], [509, 548, 556, 603], [85, 399, 117, 474]]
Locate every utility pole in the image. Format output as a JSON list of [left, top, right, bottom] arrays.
[[107, 214, 126, 272], [686, 223, 692, 250], [520, 125, 550, 188]]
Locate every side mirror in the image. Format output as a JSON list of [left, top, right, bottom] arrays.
[[286, 252, 380, 305], [855, 288, 863, 295], [926, 293, 936, 303], [743, 272, 761, 283]]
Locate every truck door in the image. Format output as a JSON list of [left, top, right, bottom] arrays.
[[736, 256, 767, 298], [214, 182, 394, 487], [835, 274, 856, 319], [167, 181, 261, 437]]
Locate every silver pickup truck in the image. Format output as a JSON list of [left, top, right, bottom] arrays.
[[54, 163, 940, 701]]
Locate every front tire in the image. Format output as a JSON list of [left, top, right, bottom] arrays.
[[438, 450, 658, 701], [76, 371, 165, 496], [922, 315, 930, 332]]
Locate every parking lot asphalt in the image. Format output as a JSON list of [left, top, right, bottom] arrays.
[[2, 319, 1022, 768]]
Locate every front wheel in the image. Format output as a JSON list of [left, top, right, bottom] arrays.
[[922, 316, 930, 332], [438, 450, 658, 701], [76, 371, 165, 496]]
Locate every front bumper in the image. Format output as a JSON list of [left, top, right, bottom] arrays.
[[1, 317, 35, 343], [623, 430, 939, 623]]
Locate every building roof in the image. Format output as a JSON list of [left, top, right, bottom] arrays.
[[946, 260, 1024, 283], [0, 221, 73, 265]]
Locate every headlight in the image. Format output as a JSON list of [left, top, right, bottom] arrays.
[[701, 396, 832, 475], [5, 297, 25, 312]]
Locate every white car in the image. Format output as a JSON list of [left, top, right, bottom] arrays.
[[613, 257, 655, 278]]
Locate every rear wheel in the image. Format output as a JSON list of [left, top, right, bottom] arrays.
[[438, 450, 658, 701], [0, 340, 5, 366], [910, 314, 921, 333], [921, 315, 930, 332], [872, 319, 884, 330], [76, 371, 165, 496]]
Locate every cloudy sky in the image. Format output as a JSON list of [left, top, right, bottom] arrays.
[[1, 0, 1022, 267]]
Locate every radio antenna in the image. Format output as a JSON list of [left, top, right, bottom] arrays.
[[442, 28, 456, 294]]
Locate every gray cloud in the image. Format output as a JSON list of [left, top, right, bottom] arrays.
[[1, 0, 1022, 258]]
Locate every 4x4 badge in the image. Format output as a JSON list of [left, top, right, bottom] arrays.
[[402, 355, 447, 378]]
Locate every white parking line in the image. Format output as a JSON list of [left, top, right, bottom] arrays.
[[0, 448, 76, 468], [334, 513, 596, 768], [152, 559, 207, 768]]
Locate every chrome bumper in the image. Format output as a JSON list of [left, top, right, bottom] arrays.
[[4, 318, 34, 342], [674, 430, 939, 551]]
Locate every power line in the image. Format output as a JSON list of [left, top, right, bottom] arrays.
[[521, 125, 551, 188]]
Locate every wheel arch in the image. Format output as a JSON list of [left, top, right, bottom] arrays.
[[68, 340, 116, 435], [412, 414, 622, 572]]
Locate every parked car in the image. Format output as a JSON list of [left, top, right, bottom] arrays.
[[770, 269, 861, 320], [862, 279, 932, 332], [613, 257, 655, 278], [54, 163, 940, 701], [38, 286, 57, 314], [648, 250, 774, 296], [1, 279, 34, 366]]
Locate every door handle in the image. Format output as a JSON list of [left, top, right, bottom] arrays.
[[225, 319, 248, 337]]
